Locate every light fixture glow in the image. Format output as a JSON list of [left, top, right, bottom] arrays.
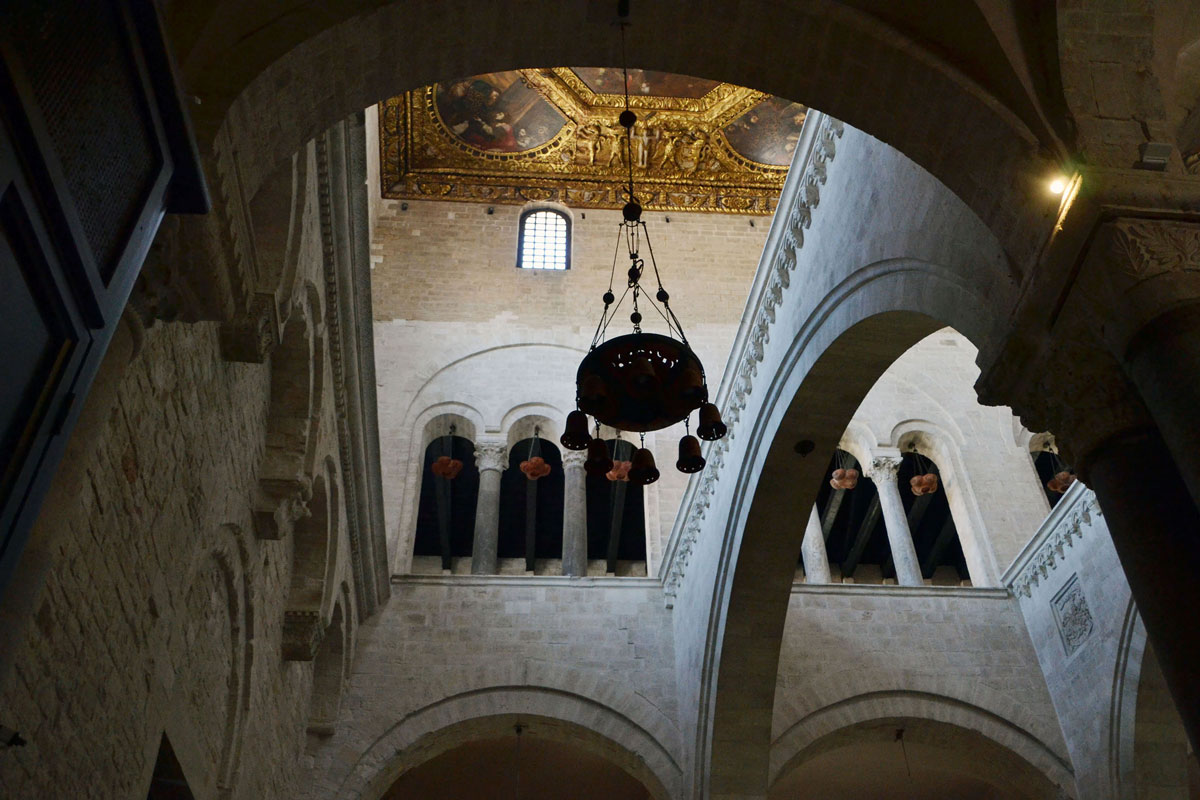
[[1048, 178, 1066, 195]]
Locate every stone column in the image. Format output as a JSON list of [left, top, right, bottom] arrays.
[[866, 456, 923, 587], [1083, 427, 1200, 758], [561, 450, 588, 577], [470, 439, 508, 575], [801, 505, 831, 584]]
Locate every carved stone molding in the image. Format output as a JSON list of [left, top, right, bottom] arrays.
[[474, 441, 509, 473], [662, 115, 843, 601], [281, 609, 324, 661], [1007, 489, 1103, 599], [1110, 219, 1200, 281]]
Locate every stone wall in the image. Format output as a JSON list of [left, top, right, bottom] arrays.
[[0, 128, 376, 798], [370, 196, 769, 574], [771, 584, 1074, 793], [838, 329, 1051, 583], [301, 576, 683, 799], [1004, 484, 1194, 798]]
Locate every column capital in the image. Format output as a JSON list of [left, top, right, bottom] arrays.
[[562, 449, 588, 469], [474, 439, 508, 473], [865, 455, 902, 482]]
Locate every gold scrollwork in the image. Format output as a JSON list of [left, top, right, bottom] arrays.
[[380, 68, 802, 215]]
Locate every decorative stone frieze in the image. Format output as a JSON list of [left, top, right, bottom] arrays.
[[663, 114, 843, 601], [1109, 219, 1200, 281], [1005, 486, 1103, 599]]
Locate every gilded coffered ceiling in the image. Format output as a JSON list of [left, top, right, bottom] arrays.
[[378, 68, 807, 214]]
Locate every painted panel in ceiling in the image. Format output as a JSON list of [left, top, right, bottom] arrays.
[[380, 68, 808, 215]]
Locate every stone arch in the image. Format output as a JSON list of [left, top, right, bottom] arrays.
[[503, 409, 564, 452], [1109, 599, 1147, 798], [307, 591, 350, 737], [283, 460, 338, 660], [891, 420, 999, 586], [172, 523, 254, 798], [173, 0, 1082, 273], [254, 295, 321, 540], [247, 147, 309, 306], [419, 408, 480, 453], [698, 257, 1011, 796], [770, 700, 1071, 798], [333, 686, 683, 800]]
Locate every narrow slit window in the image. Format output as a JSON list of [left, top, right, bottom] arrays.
[[518, 209, 570, 270]]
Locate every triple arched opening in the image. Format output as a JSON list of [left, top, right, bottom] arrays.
[[413, 430, 647, 573], [810, 448, 968, 584]]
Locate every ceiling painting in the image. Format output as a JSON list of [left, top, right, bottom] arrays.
[[379, 68, 808, 215]]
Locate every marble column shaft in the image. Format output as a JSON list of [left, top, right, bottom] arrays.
[[801, 505, 832, 584], [470, 440, 508, 575], [561, 450, 588, 577], [867, 456, 923, 587]]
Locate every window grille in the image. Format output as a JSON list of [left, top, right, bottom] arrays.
[[518, 209, 569, 270]]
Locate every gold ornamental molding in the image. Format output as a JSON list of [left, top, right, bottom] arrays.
[[379, 68, 807, 215]]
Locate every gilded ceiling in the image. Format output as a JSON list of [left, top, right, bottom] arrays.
[[378, 68, 807, 214]]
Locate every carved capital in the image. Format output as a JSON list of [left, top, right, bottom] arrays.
[[474, 441, 509, 473], [253, 477, 311, 540], [866, 456, 901, 482], [219, 293, 281, 363], [281, 610, 324, 661], [561, 450, 588, 470], [1109, 218, 1200, 281], [985, 326, 1151, 470]]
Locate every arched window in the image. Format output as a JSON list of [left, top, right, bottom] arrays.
[[517, 209, 570, 270], [585, 439, 647, 573], [414, 434, 480, 569]]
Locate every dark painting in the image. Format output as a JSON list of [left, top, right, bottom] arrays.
[[434, 72, 566, 153], [723, 97, 808, 166], [572, 67, 719, 99]]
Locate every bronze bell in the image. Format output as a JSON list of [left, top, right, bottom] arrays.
[[560, 410, 592, 451], [677, 364, 706, 405], [626, 354, 660, 398], [696, 402, 727, 441], [579, 373, 613, 417], [627, 446, 660, 486], [584, 439, 614, 477], [676, 435, 706, 473]]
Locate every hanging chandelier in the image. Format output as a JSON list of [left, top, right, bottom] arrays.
[[559, 3, 727, 486]]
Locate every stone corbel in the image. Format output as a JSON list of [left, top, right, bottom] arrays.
[[253, 476, 312, 540], [281, 609, 324, 661], [219, 292, 281, 363]]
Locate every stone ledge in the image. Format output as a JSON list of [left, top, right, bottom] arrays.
[[789, 583, 1009, 600], [391, 574, 663, 589]]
